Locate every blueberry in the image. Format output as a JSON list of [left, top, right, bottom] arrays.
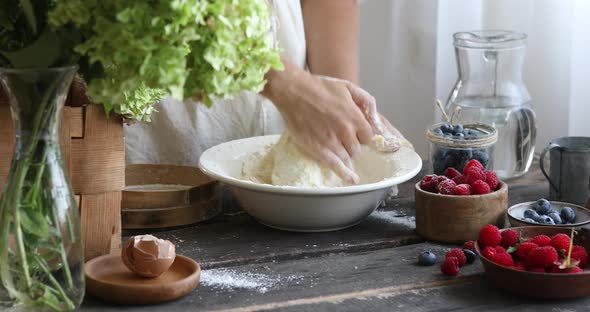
[[444, 153, 459, 169], [523, 217, 537, 224], [539, 215, 555, 225], [463, 249, 477, 264], [433, 160, 445, 175], [472, 150, 490, 168], [455, 132, 465, 139], [523, 209, 539, 220], [535, 199, 551, 215], [434, 128, 444, 136], [452, 124, 464, 135], [440, 123, 453, 134], [548, 209, 558, 215], [418, 251, 437, 266], [561, 207, 576, 223], [548, 212, 562, 224]]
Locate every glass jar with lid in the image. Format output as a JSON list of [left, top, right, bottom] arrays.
[[444, 31, 536, 179]]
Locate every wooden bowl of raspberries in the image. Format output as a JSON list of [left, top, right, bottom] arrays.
[[475, 225, 590, 299], [415, 159, 508, 243]]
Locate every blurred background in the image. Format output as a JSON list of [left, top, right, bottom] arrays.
[[359, 0, 590, 157]]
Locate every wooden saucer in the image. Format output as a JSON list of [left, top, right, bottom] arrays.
[[85, 254, 201, 305]]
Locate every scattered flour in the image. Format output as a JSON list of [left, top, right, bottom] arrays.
[[200, 269, 301, 294], [368, 210, 416, 228]]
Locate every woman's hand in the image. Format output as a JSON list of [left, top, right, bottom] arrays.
[[262, 61, 374, 184]]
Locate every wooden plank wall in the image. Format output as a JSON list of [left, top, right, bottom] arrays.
[[0, 94, 123, 261]]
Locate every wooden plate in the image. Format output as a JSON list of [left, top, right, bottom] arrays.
[[85, 254, 201, 305], [122, 164, 221, 229]]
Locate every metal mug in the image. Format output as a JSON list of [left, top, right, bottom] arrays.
[[540, 137, 590, 206]]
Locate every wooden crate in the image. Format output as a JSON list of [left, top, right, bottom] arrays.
[[0, 91, 124, 261]]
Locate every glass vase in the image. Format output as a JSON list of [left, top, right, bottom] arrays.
[[0, 66, 84, 311]]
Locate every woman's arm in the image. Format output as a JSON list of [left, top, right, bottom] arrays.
[[301, 0, 359, 83]]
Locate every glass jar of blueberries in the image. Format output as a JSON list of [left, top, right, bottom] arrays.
[[427, 122, 498, 175]]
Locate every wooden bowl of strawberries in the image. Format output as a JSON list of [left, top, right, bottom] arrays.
[[415, 159, 508, 243], [475, 225, 590, 299]]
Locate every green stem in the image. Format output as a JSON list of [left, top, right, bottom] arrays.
[[33, 254, 75, 311], [46, 184, 74, 290], [12, 162, 33, 291]]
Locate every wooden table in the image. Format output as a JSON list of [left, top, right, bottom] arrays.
[[82, 163, 590, 311]]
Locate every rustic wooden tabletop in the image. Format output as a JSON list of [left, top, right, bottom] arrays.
[[81, 161, 590, 312]]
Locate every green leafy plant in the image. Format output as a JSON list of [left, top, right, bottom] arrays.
[[1, 0, 283, 122]]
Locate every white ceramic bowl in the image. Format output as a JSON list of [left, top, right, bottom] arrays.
[[199, 135, 422, 232]]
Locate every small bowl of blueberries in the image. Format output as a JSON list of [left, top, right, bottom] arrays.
[[427, 122, 497, 175], [508, 198, 590, 227]]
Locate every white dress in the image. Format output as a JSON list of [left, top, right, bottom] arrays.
[[125, 0, 306, 165]]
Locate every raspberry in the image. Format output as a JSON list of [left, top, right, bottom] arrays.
[[515, 242, 538, 261], [452, 174, 468, 185], [441, 256, 460, 276], [513, 262, 526, 271], [495, 246, 507, 254], [445, 248, 467, 267], [463, 159, 484, 172], [527, 246, 558, 268], [500, 229, 519, 248], [472, 180, 491, 194], [465, 167, 486, 185], [482, 246, 497, 259], [462, 240, 476, 251], [549, 266, 583, 274], [483, 170, 499, 190], [528, 267, 547, 273], [550, 233, 571, 252], [528, 235, 551, 247], [454, 184, 472, 196], [491, 252, 514, 267], [437, 179, 457, 195], [478, 224, 501, 248], [420, 175, 439, 192], [444, 167, 461, 179], [571, 245, 588, 267], [565, 267, 583, 274]]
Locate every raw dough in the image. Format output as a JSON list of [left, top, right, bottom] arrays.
[[241, 132, 406, 187]]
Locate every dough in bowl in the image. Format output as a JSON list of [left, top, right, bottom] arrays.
[[241, 132, 407, 187]]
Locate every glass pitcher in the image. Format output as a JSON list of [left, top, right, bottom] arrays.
[[445, 31, 536, 179]]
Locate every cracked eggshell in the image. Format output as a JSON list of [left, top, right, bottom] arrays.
[[121, 234, 176, 278]]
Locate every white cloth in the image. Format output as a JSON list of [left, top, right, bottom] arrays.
[[125, 0, 306, 165]]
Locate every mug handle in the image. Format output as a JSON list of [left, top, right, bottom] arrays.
[[540, 143, 560, 194]]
